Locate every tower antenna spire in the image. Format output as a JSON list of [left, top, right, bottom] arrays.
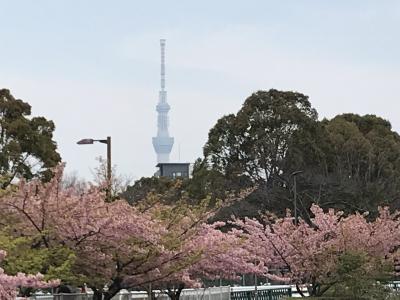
[[160, 39, 166, 91]]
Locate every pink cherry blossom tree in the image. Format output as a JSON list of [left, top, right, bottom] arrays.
[[142, 223, 261, 300], [0, 165, 169, 300], [133, 197, 261, 300], [232, 204, 400, 297], [0, 165, 253, 300]]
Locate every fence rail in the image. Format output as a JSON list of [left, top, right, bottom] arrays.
[[29, 281, 400, 300], [31, 286, 289, 300], [31, 294, 93, 300], [231, 287, 292, 300]]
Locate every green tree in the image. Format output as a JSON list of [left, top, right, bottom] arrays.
[[201, 90, 400, 219], [204, 89, 317, 184], [187, 158, 251, 200], [328, 251, 394, 300], [287, 114, 400, 215], [121, 176, 188, 205], [0, 89, 61, 188], [0, 228, 80, 296], [201, 89, 318, 219], [121, 160, 247, 208]]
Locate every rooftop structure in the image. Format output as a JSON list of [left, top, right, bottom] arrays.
[[156, 162, 190, 179]]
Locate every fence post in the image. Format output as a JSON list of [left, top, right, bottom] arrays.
[[219, 279, 223, 300], [268, 290, 272, 300], [254, 274, 257, 300]]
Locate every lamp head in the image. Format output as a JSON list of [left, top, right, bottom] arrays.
[[77, 138, 94, 145]]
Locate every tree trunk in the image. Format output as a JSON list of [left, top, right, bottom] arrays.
[[296, 284, 306, 298], [149, 290, 158, 300], [91, 279, 122, 300], [103, 290, 122, 300], [103, 278, 123, 300], [167, 283, 185, 300], [92, 289, 103, 300], [168, 291, 182, 300], [145, 284, 157, 300], [19, 287, 33, 297]]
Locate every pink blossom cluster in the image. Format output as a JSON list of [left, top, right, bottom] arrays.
[[0, 164, 259, 298], [232, 204, 400, 287], [0, 250, 60, 299], [1, 165, 167, 292], [143, 222, 262, 290], [6, 163, 399, 298]]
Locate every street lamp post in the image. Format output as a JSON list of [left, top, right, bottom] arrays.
[[291, 170, 303, 225], [77, 136, 112, 199]]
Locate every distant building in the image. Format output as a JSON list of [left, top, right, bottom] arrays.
[[152, 40, 191, 179], [152, 39, 174, 164], [156, 163, 190, 179]]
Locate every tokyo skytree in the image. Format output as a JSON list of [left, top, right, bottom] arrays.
[[152, 39, 174, 163]]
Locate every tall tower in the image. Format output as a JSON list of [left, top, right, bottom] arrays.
[[152, 39, 174, 163]]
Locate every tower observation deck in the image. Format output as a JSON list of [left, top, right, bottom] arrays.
[[152, 39, 174, 163]]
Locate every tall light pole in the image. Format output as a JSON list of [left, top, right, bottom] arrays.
[[77, 136, 111, 199], [291, 170, 303, 225]]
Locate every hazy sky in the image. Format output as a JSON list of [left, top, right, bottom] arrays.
[[1, 1, 400, 181]]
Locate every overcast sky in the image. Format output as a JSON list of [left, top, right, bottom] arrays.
[[1, 1, 400, 181]]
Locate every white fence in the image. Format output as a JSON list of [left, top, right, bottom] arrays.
[[30, 286, 231, 300], [169, 287, 230, 300]]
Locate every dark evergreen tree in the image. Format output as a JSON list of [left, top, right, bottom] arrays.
[[0, 89, 61, 188]]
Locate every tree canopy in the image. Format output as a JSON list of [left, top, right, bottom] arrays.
[[0, 249, 59, 299], [204, 89, 317, 183], [194, 89, 400, 219], [286, 113, 400, 215], [0, 89, 61, 188]]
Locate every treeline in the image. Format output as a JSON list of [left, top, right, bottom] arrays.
[[124, 89, 400, 220], [2, 87, 399, 220]]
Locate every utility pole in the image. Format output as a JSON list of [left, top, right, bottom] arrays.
[[291, 171, 303, 225], [294, 175, 298, 225], [106, 136, 111, 200]]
